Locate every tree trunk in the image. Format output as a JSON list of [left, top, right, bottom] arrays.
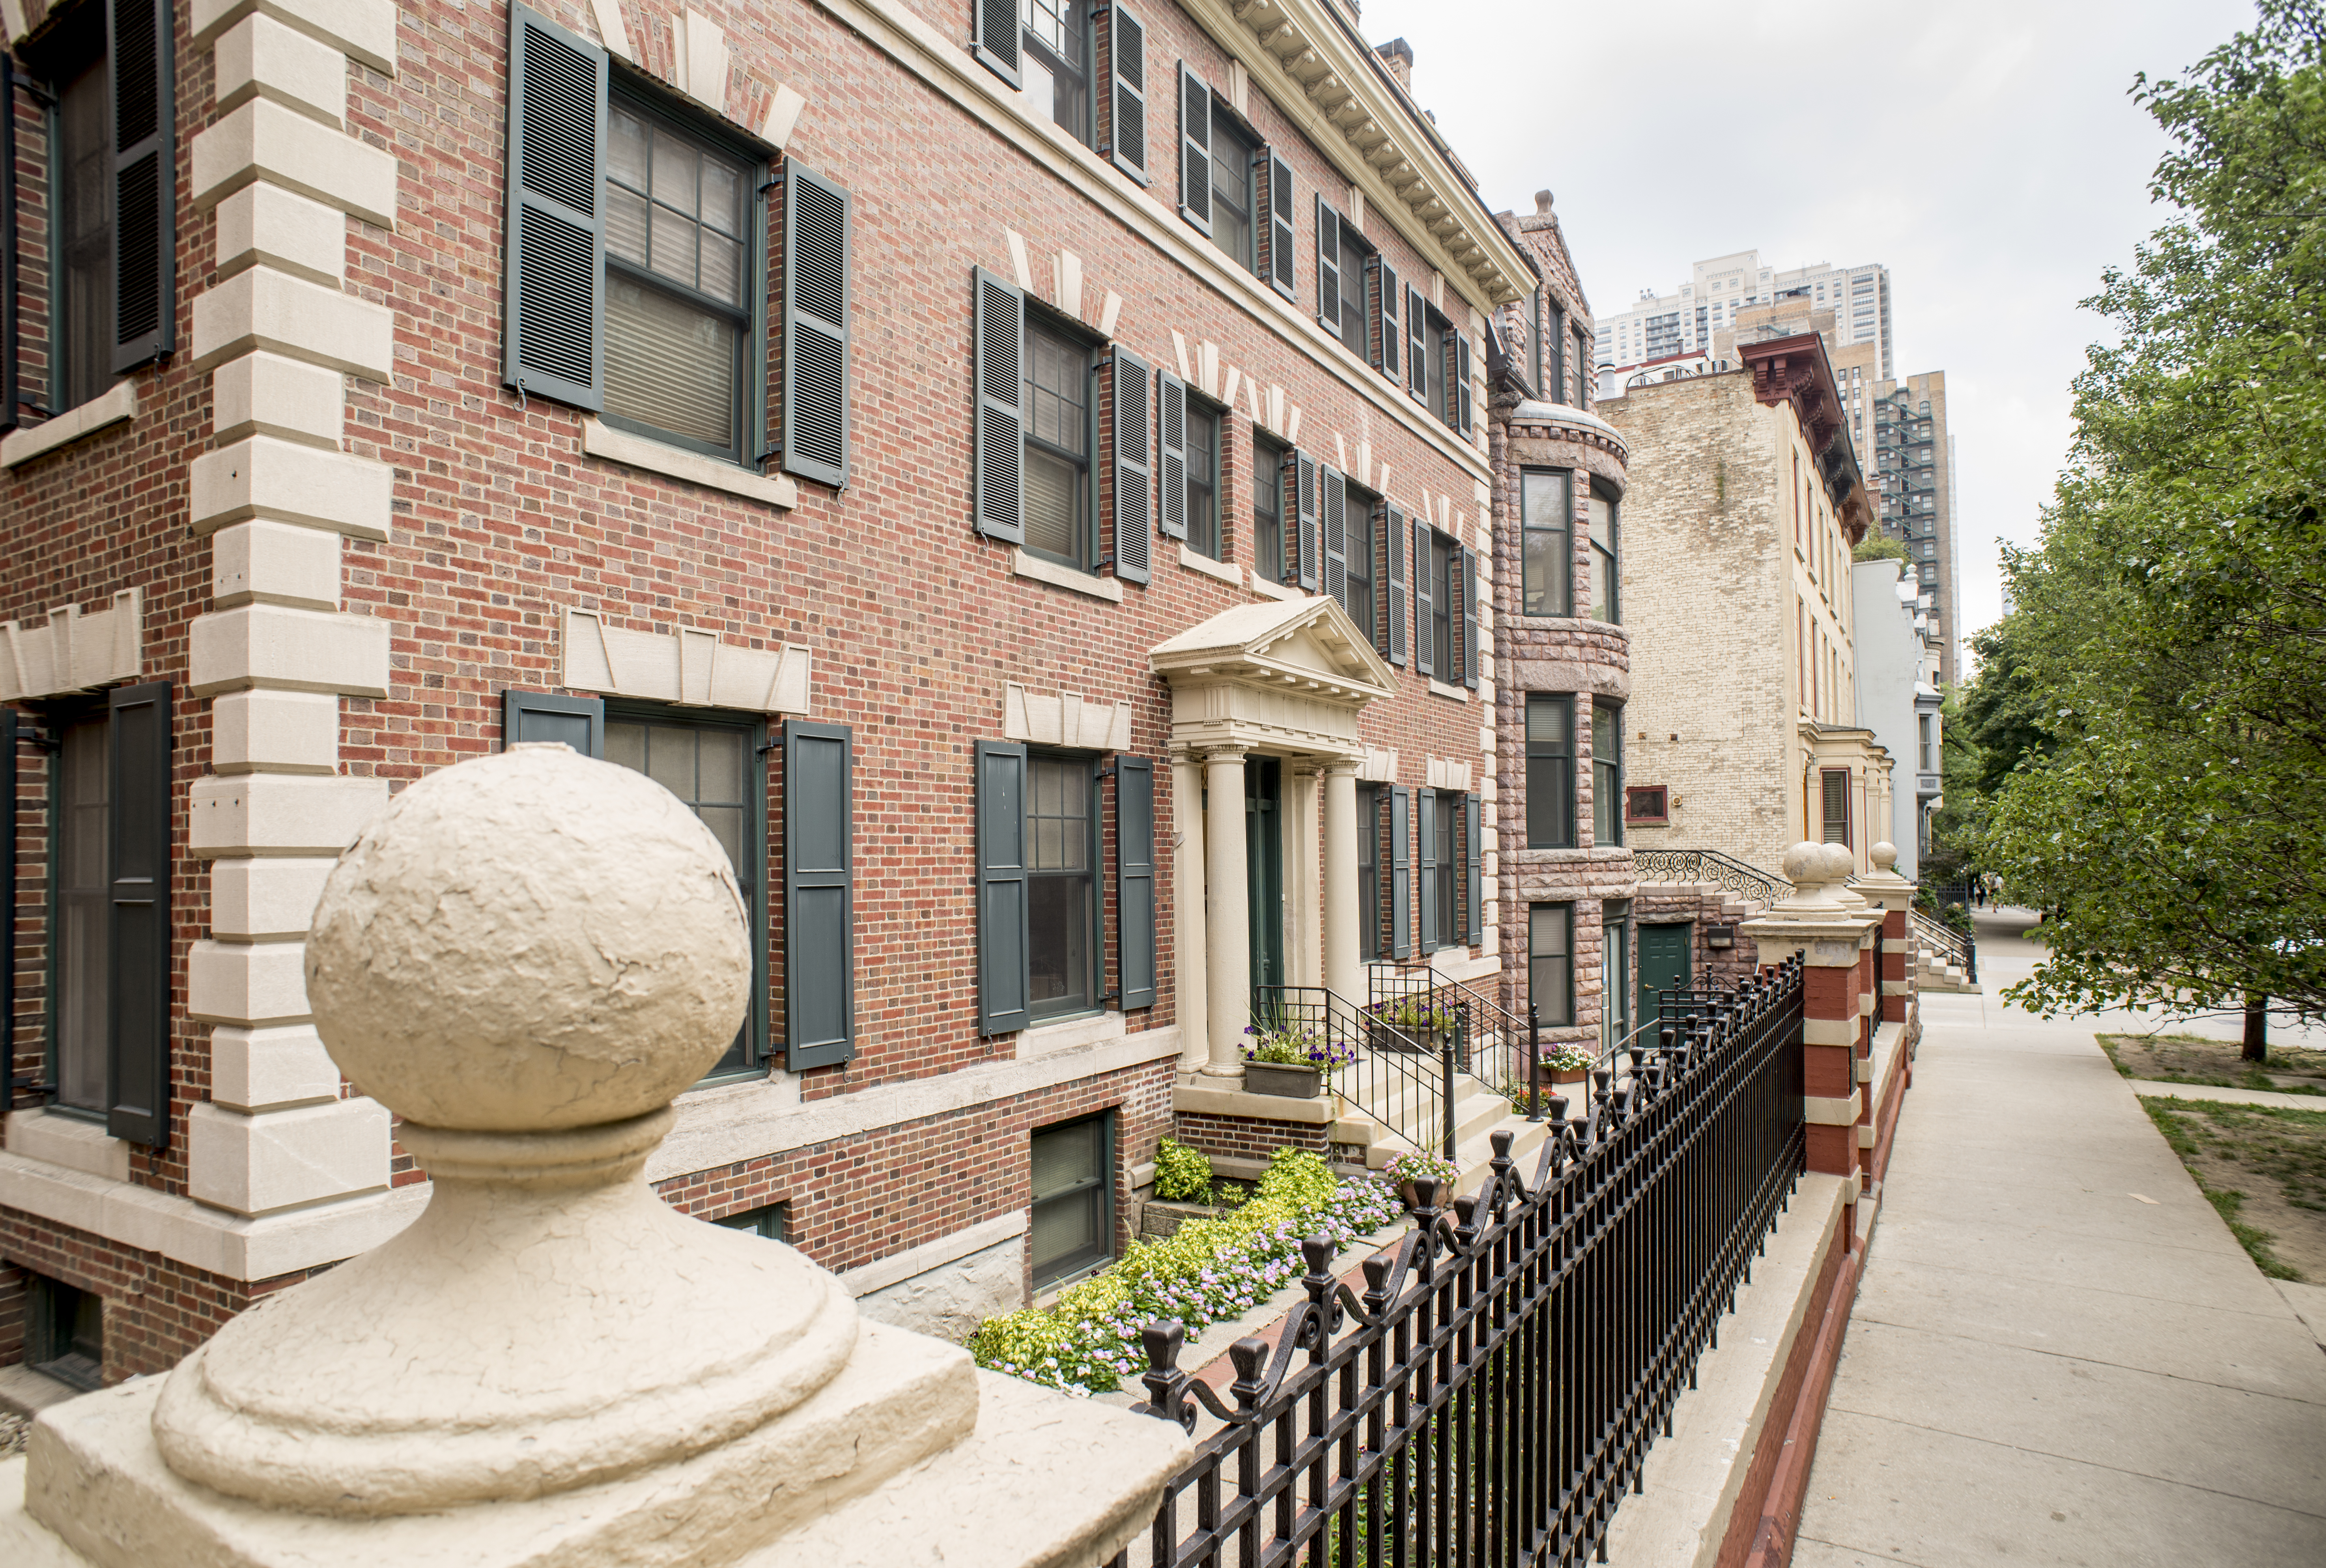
[[2244, 995, 2268, 1064]]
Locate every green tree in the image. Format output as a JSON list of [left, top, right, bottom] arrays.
[[1853, 534, 1908, 564], [1977, 0, 2326, 1043]]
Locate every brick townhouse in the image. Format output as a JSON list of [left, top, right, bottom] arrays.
[[0, 0, 1531, 1385]]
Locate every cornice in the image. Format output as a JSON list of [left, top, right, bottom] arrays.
[[1201, 0, 1532, 312]]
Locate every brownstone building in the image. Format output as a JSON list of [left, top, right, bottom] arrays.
[[0, 0, 1532, 1383]]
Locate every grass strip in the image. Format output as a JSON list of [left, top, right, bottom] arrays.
[[2139, 1097, 2311, 1281]]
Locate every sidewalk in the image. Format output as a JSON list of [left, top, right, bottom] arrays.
[[1795, 910, 2326, 1567]]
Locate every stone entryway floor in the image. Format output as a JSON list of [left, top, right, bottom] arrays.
[[1794, 909, 2326, 1568]]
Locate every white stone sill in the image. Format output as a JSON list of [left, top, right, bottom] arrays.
[[1, 380, 138, 469], [1178, 544, 1241, 585], [1015, 1009, 1125, 1060], [1248, 571, 1302, 602], [3, 1108, 130, 1182], [581, 417, 798, 509], [1011, 549, 1124, 602], [1426, 678, 1470, 703]]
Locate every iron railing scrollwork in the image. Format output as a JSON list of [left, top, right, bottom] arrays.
[[1119, 958, 1809, 1568], [1630, 847, 1789, 905]]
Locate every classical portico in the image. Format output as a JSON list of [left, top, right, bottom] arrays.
[[1150, 598, 1397, 1078]]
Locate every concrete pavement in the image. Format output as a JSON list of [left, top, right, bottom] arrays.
[[1794, 910, 2326, 1567]]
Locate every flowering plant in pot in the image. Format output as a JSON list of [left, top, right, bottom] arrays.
[[1544, 1042, 1597, 1085], [1382, 1149, 1459, 1210], [1241, 1024, 1357, 1097]]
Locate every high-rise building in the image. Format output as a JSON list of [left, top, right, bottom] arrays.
[[1869, 374, 1961, 685], [1592, 252, 1894, 390]]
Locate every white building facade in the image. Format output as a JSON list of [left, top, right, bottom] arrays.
[[1594, 252, 1893, 397], [1850, 560, 1945, 877]]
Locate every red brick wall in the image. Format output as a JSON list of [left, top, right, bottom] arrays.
[[1175, 1109, 1330, 1166]]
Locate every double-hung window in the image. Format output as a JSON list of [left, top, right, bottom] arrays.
[[1592, 701, 1623, 849], [603, 101, 753, 461], [975, 743, 1157, 1034], [1315, 203, 1372, 360], [1821, 768, 1851, 846], [1529, 903, 1574, 1027], [1588, 479, 1620, 623], [1023, 316, 1096, 569], [1525, 693, 1576, 849], [1252, 436, 1286, 584], [1022, 0, 1093, 145], [1209, 113, 1258, 272], [1025, 753, 1099, 1020], [1030, 1111, 1114, 1288], [3, 0, 174, 429], [1410, 519, 1478, 689], [503, 6, 852, 484], [1521, 469, 1572, 616], [1184, 398, 1220, 560]]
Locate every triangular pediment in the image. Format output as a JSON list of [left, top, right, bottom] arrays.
[[1149, 593, 1397, 703]]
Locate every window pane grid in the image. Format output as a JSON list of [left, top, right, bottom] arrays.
[[1521, 469, 1571, 616]]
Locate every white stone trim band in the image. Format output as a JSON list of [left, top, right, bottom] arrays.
[[840, 1212, 1028, 1299]]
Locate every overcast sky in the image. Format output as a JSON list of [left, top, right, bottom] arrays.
[[1358, 0, 2255, 664]]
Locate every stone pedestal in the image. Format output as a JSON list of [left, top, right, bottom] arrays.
[[1740, 844, 1883, 1185], [0, 746, 1187, 1566], [1857, 842, 1917, 1025]]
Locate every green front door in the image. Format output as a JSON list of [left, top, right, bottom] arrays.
[[1246, 758, 1283, 995], [1638, 922, 1693, 1036]]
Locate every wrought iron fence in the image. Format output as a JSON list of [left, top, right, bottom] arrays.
[[1255, 984, 1456, 1158], [1630, 847, 1788, 905], [1121, 958, 1808, 1568]]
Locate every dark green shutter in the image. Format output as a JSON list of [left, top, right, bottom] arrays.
[[972, 267, 1026, 541], [1406, 285, 1427, 405], [1412, 517, 1434, 677], [1385, 505, 1407, 666], [785, 722, 854, 1068], [1112, 349, 1153, 581], [1105, 4, 1148, 182], [502, 689, 605, 754], [1115, 756, 1155, 1010], [1530, 287, 1544, 396], [1265, 151, 1295, 300], [503, 3, 608, 411], [969, 0, 1020, 88], [1465, 792, 1482, 946], [781, 166, 851, 488], [1461, 545, 1479, 689], [107, 0, 174, 373], [1155, 368, 1186, 540], [1177, 64, 1211, 233], [105, 681, 171, 1146], [1418, 791, 1440, 952], [1376, 257, 1399, 382], [1295, 450, 1318, 592], [1320, 464, 1346, 614], [1390, 786, 1411, 959], [976, 741, 1030, 1034], [1549, 302, 1567, 402], [1456, 331, 1474, 435], [1315, 199, 1340, 334]]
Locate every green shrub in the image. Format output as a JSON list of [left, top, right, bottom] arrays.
[[1152, 1137, 1214, 1202], [970, 1148, 1402, 1395]]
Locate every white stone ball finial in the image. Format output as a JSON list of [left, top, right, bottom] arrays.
[[306, 742, 751, 1131], [1779, 841, 1825, 888], [1871, 841, 1898, 872]]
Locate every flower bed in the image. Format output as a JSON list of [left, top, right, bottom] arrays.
[[970, 1148, 1404, 1395]]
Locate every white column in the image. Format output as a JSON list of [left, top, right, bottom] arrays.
[[1171, 751, 1208, 1074], [1321, 762, 1360, 1003], [1288, 763, 1322, 987], [1202, 748, 1250, 1078]]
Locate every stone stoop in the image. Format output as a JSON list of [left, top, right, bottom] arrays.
[[1911, 942, 1977, 993]]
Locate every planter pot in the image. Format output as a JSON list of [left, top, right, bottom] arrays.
[[1371, 1023, 1450, 1056], [1246, 1062, 1323, 1099], [1551, 1069, 1589, 1086]]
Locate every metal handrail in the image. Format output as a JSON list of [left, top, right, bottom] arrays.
[[1631, 847, 1788, 904], [1253, 984, 1460, 1158], [1908, 906, 1977, 983]]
